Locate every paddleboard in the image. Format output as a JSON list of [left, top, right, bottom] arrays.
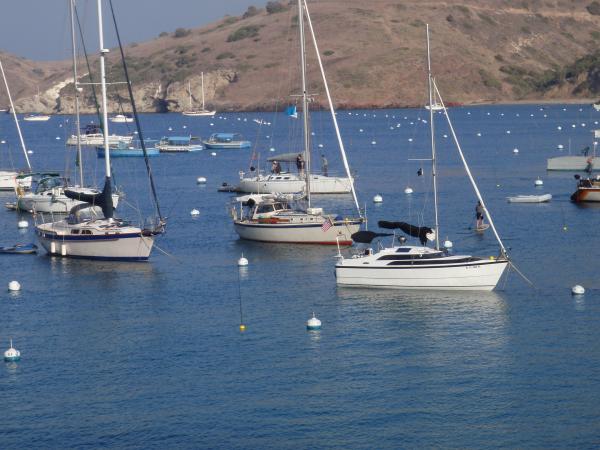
[[475, 223, 490, 232]]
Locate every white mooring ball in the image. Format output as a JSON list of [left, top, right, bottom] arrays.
[[190, 209, 200, 217], [306, 312, 322, 331], [443, 239, 453, 249], [373, 194, 383, 203], [534, 178, 543, 186], [513, 148, 519, 154], [4, 340, 20, 362], [572, 285, 585, 295], [8, 281, 21, 292], [211, 152, 217, 156], [196, 177, 207, 184], [238, 254, 249, 267], [17, 220, 28, 229], [557, 144, 564, 150], [404, 187, 413, 194]]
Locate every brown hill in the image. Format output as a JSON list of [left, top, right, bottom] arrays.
[[4, 0, 600, 113]]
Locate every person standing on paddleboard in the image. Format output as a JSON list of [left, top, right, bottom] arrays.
[[476, 201, 484, 228]]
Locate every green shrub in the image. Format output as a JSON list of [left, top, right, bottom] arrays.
[[216, 52, 235, 60], [159, 31, 169, 38], [266, 1, 287, 14], [174, 28, 191, 38], [201, 47, 211, 53], [243, 6, 260, 19], [587, 1, 600, 15], [323, 50, 335, 56], [227, 25, 260, 42], [479, 69, 501, 89]]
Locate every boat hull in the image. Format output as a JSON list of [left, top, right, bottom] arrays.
[[182, 111, 216, 117], [234, 220, 361, 244], [236, 174, 352, 194], [547, 156, 598, 171], [203, 142, 251, 149], [18, 193, 120, 213], [0, 171, 31, 191], [67, 134, 133, 146], [96, 148, 159, 158], [156, 145, 203, 152], [571, 187, 600, 202], [507, 194, 552, 203], [336, 259, 508, 290], [36, 229, 154, 261]]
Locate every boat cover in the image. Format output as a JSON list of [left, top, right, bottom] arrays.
[[378, 221, 433, 245]]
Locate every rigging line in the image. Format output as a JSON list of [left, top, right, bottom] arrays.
[[433, 79, 508, 257], [509, 261, 536, 288], [74, 3, 103, 128], [108, 0, 163, 223]]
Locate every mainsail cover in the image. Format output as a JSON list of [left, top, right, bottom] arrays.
[[65, 176, 114, 219], [351, 230, 393, 244], [378, 221, 433, 246]]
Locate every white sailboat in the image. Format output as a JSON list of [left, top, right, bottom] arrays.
[[0, 59, 32, 191], [232, 0, 363, 244], [335, 25, 509, 290], [36, 0, 164, 261], [18, 0, 119, 214], [182, 73, 216, 117]]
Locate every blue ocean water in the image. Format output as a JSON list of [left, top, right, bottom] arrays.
[[1, 104, 599, 448]]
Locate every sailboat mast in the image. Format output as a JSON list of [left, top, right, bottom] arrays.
[[97, 0, 111, 180], [298, 0, 311, 207], [70, 0, 84, 186], [0, 60, 31, 171], [201, 72, 205, 111], [426, 24, 440, 250], [302, 0, 361, 215]]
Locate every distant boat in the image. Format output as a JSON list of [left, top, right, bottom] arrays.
[[182, 73, 216, 117], [571, 175, 600, 203], [96, 140, 159, 158], [203, 133, 251, 149], [23, 114, 50, 122], [67, 123, 132, 147], [0, 170, 31, 191], [507, 194, 552, 203], [0, 243, 37, 254], [547, 156, 598, 171], [155, 135, 203, 152], [109, 114, 134, 123], [424, 102, 443, 111], [593, 102, 600, 111]]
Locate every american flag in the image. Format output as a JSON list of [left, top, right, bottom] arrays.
[[321, 217, 333, 232]]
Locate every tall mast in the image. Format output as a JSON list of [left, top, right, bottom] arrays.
[[70, 0, 84, 186], [0, 60, 32, 171], [426, 24, 440, 250], [303, 0, 360, 215], [97, 0, 111, 180], [201, 72, 205, 110], [298, 0, 311, 207]]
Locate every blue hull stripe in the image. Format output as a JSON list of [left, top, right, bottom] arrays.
[[37, 231, 145, 241], [46, 254, 148, 261]]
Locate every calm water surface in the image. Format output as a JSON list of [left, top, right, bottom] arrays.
[[1, 104, 599, 448]]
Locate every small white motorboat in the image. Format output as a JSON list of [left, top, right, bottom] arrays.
[[507, 194, 552, 203]]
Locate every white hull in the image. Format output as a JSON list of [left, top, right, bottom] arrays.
[[18, 191, 120, 214], [547, 156, 598, 171], [66, 133, 133, 146], [336, 257, 508, 290], [0, 171, 31, 191], [234, 220, 360, 244], [182, 110, 216, 117], [109, 115, 134, 123], [23, 115, 50, 122], [237, 174, 352, 194], [156, 144, 203, 152], [507, 194, 552, 203], [36, 224, 154, 261]]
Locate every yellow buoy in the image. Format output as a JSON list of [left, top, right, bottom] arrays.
[[239, 324, 246, 332]]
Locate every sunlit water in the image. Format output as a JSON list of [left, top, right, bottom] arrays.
[[1, 104, 599, 448]]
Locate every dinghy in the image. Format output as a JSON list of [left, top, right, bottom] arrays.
[[507, 194, 552, 203], [0, 243, 37, 254]]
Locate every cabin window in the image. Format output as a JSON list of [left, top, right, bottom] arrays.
[[284, 177, 290, 180], [256, 204, 274, 214], [82, 230, 92, 235], [71, 230, 80, 234]]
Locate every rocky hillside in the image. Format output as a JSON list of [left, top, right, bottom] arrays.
[[4, 0, 600, 113]]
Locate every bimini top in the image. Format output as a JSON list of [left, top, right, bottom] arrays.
[[208, 133, 243, 142], [161, 136, 192, 145], [267, 152, 302, 163]]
